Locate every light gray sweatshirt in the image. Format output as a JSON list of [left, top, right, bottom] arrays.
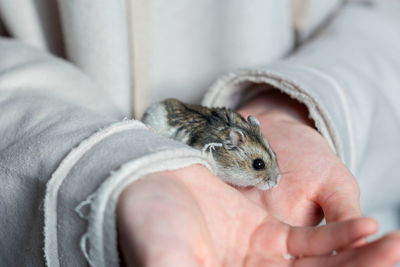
[[0, 0, 399, 266]]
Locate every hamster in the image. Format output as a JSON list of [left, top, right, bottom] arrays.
[[142, 98, 281, 190]]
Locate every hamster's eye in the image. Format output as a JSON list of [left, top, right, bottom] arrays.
[[252, 158, 265, 171]]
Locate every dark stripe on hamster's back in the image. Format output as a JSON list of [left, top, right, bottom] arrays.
[[165, 101, 201, 127], [181, 103, 208, 118], [208, 108, 236, 127]]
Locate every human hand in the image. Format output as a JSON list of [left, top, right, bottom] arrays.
[[237, 91, 361, 226], [117, 165, 400, 266]]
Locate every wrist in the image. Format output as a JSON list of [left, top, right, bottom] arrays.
[[238, 90, 315, 128]]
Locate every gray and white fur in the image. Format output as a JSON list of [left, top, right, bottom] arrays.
[[142, 98, 281, 190]]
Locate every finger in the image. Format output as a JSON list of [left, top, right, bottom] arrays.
[[287, 217, 377, 257], [317, 175, 368, 247], [294, 232, 400, 267], [318, 174, 362, 223]]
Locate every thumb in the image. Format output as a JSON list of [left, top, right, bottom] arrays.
[[318, 175, 362, 223], [316, 174, 368, 247], [287, 217, 377, 257]]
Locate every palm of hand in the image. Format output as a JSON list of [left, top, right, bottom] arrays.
[[118, 94, 400, 266], [118, 166, 378, 267], [237, 108, 360, 226]]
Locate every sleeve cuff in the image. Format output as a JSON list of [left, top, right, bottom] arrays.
[[44, 119, 214, 267], [202, 61, 354, 170]]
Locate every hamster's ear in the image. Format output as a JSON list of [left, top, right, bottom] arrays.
[[228, 128, 245, 147], [247, 115, 260, 128]]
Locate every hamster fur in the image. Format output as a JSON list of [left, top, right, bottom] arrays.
[[142, 98, 281, 190]]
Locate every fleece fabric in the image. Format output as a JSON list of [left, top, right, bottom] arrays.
[[203, 0, 400, 234], [0, 1, 399, 266]]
